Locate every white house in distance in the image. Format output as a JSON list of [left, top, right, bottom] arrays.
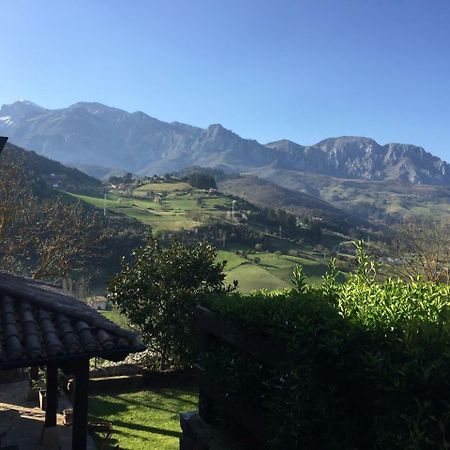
[[87, 296, 108, 311]]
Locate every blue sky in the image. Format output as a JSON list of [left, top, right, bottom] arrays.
[[1, 0, 450, 159]]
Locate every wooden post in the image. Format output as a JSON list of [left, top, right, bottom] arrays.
[[72, 358, 90, 450], [45, 364, 58, 427], [30, 365, 39, 382]]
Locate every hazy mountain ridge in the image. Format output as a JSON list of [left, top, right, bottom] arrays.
[[0, 100, 203, 172], [1, 100, 449, 186]]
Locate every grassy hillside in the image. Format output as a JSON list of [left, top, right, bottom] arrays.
[[2, 142, 101, 194], [66, 180, 335, 291], [316, 177, 450, 221], [217, 249, 330, 292], [67, 181, 235, 232], [219, 175, 380, 234]]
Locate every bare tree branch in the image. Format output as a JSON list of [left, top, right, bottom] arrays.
[[388, 217, 450, 283]]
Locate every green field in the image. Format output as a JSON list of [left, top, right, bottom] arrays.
[[218, 249, 328, 292], [134, 182, 191, 194], [99, 247, 328, 296], [68, 182, 330, 292], [66, 183, 233, 232]]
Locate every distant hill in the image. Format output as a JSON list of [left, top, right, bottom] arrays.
[[219, 175, 383, 235], [1, 100, 449, 186], [71, 163, 129, 182], [0, 142, 101, 194], [250, 167, 450, 223]]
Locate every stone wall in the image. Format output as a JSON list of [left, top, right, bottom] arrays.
[[180, 412, 246, 450]]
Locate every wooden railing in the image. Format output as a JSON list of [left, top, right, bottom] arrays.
[[195, 306, 287, 448]]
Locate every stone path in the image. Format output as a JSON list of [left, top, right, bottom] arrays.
[[0, 379, 96, 449]]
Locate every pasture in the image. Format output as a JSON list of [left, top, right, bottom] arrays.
[[217, 249, 329, 292], [66, 183, 233, 232], [67, 182, 330, 291]]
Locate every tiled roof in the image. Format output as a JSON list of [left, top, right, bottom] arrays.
[[0, 272, 145, 369]]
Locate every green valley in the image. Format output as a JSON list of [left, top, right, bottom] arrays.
[[65, 179, 334, 291]]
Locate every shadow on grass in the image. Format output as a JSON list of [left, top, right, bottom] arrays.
[[90, 395, 176, 416], [258, 263, 279, 269], [89, 397, 129, 416], [118, 390, 197, 414], [114, 419, 182, 438], [154, 389, 198, 407], [90, 388, 198, 416]]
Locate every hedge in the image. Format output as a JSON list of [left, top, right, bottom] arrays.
[[202, 279, 450, 449]]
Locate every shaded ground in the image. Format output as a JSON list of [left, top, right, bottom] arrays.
[[0, 378, 95, 449]]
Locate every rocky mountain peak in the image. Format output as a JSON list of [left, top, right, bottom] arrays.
[[266, 139, 306, 156], [205, 123, 229, 137], [315, 136, 379, 153], [0, 100, 46, 124]]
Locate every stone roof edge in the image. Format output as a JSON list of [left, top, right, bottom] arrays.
[[0, 271, 141, 344]]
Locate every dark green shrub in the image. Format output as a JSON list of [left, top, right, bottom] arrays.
[[203, 276, 450, 449], [108, 238, 235, 369]]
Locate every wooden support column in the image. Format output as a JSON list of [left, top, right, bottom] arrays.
[[72, 358, 90, 450], [45, 363, 58, 427], [30, 365, 39, 382]]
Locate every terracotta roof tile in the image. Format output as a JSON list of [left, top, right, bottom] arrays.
[[0, 272, 145, 368]]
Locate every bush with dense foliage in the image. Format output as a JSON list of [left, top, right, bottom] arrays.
[[203, 251, 450, 449], [108, 238, 236, 369]]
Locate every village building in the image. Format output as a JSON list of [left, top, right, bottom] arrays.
[[86, 296, 108, 311]]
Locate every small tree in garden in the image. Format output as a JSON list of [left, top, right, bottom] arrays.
[[108, 238, 236, 369]]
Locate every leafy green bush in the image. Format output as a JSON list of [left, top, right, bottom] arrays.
[[108, 238, 235, 369], [203, 257, 450, 449]]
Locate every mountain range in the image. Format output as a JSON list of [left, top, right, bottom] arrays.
[[1, 100, 449, 186]]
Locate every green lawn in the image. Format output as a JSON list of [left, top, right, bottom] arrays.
[[89, 386, 197, 449]]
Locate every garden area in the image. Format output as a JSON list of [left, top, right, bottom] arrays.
[[97, 237, 450, 449], [89, 381, 197, 450]]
